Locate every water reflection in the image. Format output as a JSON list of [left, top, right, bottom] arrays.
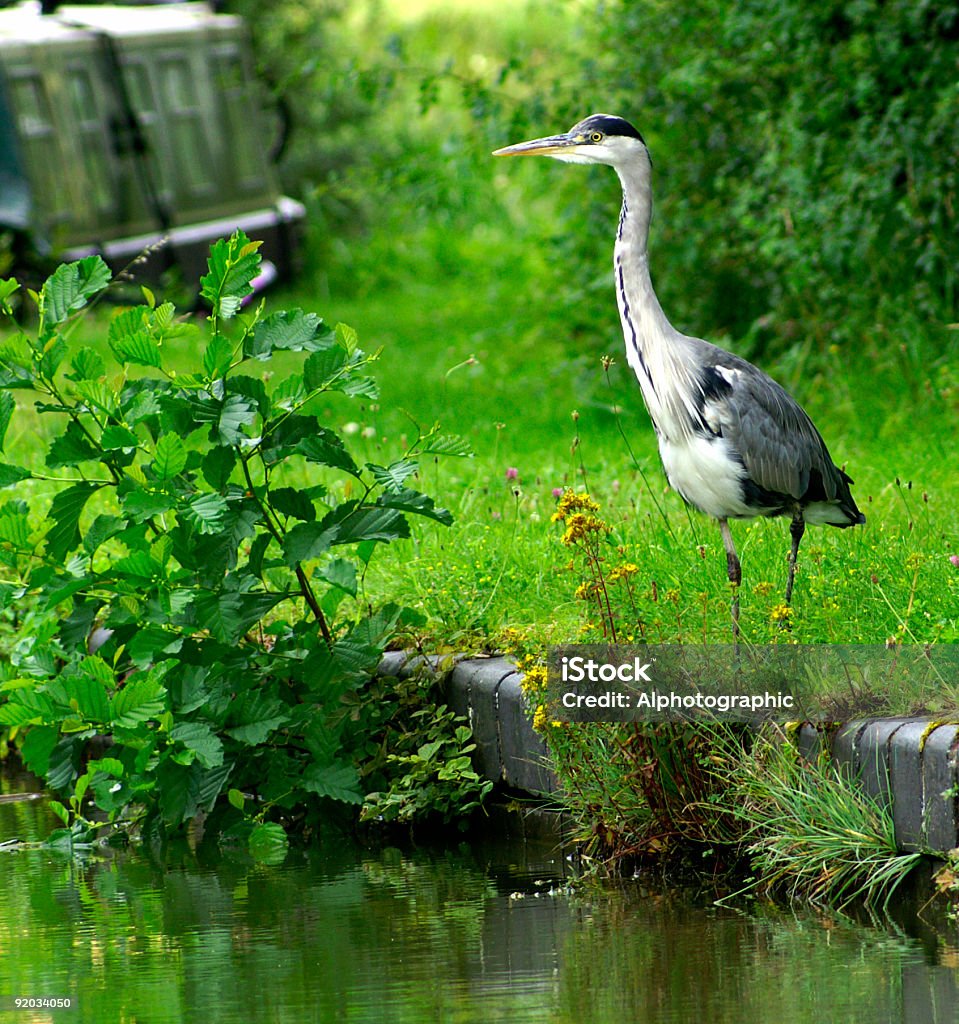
[[2, 765, 959, 1024]]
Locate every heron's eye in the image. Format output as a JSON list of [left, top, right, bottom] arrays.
[[590, 131, 604, 143]]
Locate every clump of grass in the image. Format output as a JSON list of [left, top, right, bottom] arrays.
[[720, 729, 924, 911]]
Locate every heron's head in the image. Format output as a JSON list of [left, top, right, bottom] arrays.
[[493, 113, 647, 168]]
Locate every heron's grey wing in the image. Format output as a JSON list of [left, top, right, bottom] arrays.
[[699, 355, 839, 502]]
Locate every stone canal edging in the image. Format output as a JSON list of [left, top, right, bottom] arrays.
[[379, 653, 959, 854], [798, 720, 959, 854]]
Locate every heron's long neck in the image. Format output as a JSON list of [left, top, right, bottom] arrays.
[[613, 157, 700, 440]]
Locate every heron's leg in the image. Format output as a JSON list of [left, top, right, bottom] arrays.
[[718, 518, 741, 639], [784, 511, 806, 607]]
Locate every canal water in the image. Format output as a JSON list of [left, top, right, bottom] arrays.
[[3, 765, 959, 1024]]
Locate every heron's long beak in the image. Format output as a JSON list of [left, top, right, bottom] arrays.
[[492, 133, 576, 157]]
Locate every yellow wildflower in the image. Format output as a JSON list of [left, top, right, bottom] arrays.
[[770, 603, 793, 625], [561, 512, 608, 545], [521, 664, 549, 696], [552, 489, 601, 522]]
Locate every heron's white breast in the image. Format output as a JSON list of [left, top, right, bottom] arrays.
[[659, 434, 755, 520]]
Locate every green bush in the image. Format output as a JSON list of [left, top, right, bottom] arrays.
[[551, 0, 959, 355], [0, 234, 483, 852]]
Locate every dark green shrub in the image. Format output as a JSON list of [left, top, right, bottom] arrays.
[[556, 0, 959, 354]]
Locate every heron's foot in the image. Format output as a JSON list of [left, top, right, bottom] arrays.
[[726, 554, 742, 588]]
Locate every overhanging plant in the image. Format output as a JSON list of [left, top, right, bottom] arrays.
[[0, 232, 472, 854]]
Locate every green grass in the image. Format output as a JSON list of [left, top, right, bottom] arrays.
[[5, 232, 957, 658], [722, 730, 925, 911], [4, 0, 957, 657], [307, 255, 959, 651]]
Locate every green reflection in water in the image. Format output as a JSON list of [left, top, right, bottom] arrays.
[[2, 767, 959, 1024]]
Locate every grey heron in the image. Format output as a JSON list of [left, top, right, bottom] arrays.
[[494, 114, 865, 636]]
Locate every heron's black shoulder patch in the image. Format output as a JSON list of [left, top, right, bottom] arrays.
[[576, 114, 647, 146], [699, 365, 733, 403]]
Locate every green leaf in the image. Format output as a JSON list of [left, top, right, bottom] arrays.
[[108, 307, 163, 368], [367, 459, 419, 493], [170, 722, 224, 768], [201, 446, 236, 489], [303, 346, 348, 391], [75, 380, 118, 418], [282, 521, 336, 566], [128, 627, 182, 668], [114, 549, 160, 578], [0, 391, 13, 452], [321, 502, 411, 546], [123, 385, 162, 425], [340, 375, 379, 399], [246, 532, 273, 577], [157, 759, 199, 826], [248, 821, 288, 863], [182, 492, 228, 534], [152, 433, 187, 480], [0, 332, 34, 390], [200, 232, 262, 319], [378, 487, 453, 526], [196, 762, 232, 811], [296, 432, 361, 477], [109, 671, 166, 727], [47, 421, 98, 468], [270, 487, 315, 522], [302, 763, 363, 804], [193, 590, 287, 644], [83, 514, 125, 554], [67, 347, 106, 382], [316, 557, 357, 597], [48, 737, 80, 790], [217, 394, 256, 445], [0, 506, 29, 547], [225, 691, 289, 744], [40, 256, 111, 331], [65, 673, 111, 723], [121, 487, 176, 521], [204, 334, 234, 379], [0, 462, 30, 488], [100, 424, 139, 451], [226, 375, 270, 417], [335, 322, 359, 355], [420, 433, 473, 458], [0, 277, 20, 313], [227, 787, 245, 811], [246, 309, 331, 359], [0, 688, 56, 725], [45, 482, 100, 561], [18, 725, 58, 777], [49, 800, 70, 826]]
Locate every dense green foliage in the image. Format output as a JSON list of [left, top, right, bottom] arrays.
[[511, 0, 959, 360], [0, 235, 490, 850]]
